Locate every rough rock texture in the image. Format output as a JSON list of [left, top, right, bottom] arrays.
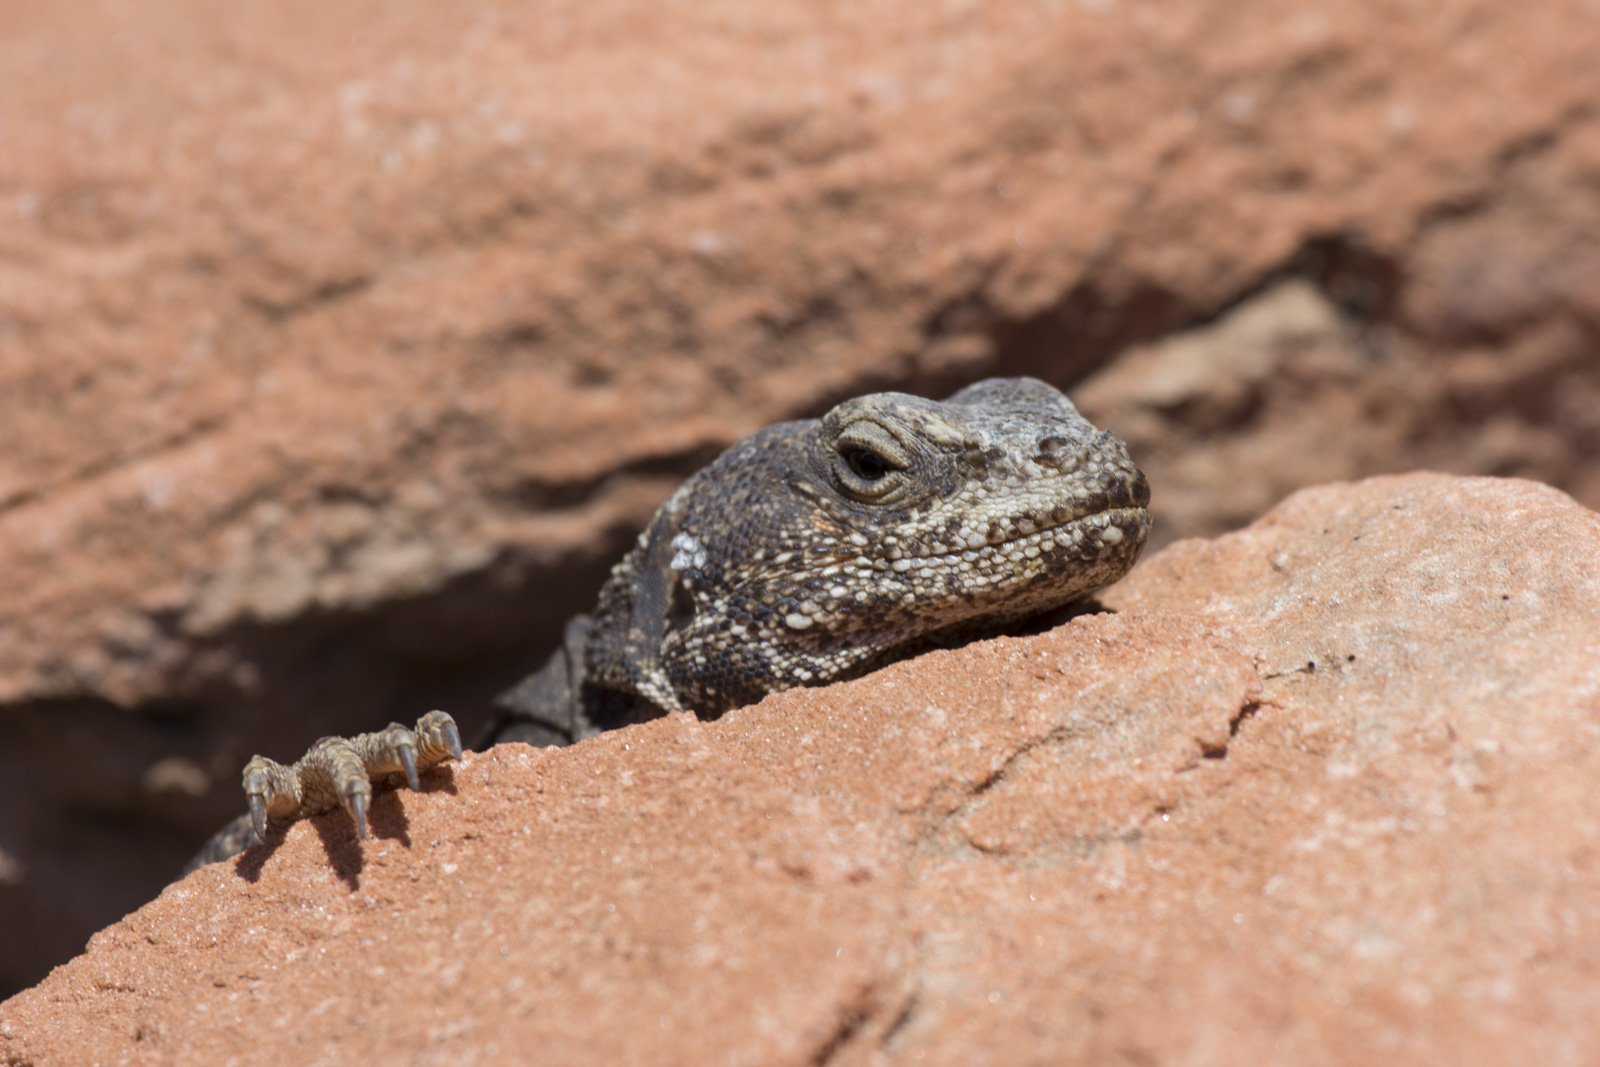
[[4, 474, 1597, 1065], [5, 0, 1600, 997]]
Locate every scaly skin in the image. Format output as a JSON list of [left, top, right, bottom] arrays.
[[191, 377, 1150, 869]]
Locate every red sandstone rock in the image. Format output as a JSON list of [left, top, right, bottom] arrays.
[[3, 474, 1596, 1064], [6, 0, 1600, 1001]]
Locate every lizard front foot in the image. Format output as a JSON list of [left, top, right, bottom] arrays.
[[242, 710, 462, 845]]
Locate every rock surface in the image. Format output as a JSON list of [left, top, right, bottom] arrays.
[[4, 474, 1597, 1065], [6, 0, 1600, 998]]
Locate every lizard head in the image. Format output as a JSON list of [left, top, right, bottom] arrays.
[[792, 375, 1150, 623], [610, 376, 1150, 715]]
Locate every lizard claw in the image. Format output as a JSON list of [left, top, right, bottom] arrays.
[[348, 787, 370, 841], [248, 792, 268, 844], [416, 709, 463, 763], [241, 754, 299, 845], [222, 710, 463, 859], [243, 762, 271, 843], [372, 721, 422, 793], [399, 743, 419, 792]]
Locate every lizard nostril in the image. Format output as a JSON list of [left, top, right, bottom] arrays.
[[1130, 471, 1151, 507], [1037, 435, 1072, 462]]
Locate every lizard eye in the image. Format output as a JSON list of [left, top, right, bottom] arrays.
[[843, 447, 890, 482], [831, 420, 913, 502]]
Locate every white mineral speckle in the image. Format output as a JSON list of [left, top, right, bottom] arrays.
[[670, 532, 708, 571]]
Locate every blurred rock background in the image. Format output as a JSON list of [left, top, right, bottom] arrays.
[[0, 0, 1596, 996]]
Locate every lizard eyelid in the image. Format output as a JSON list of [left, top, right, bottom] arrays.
[[833, 419, 912, 466]]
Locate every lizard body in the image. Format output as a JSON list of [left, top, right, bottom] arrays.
[[194, 377, 1149, 866]]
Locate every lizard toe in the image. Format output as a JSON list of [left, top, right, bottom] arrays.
[[415, 710, 463, 765]]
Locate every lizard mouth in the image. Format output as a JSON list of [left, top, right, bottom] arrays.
[[885, 503, 1150, 569], [1052, 503, 1150, 551], [993, 503, 1149, 561]]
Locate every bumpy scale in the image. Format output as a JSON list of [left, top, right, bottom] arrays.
[[194, 377, 1150, 867]]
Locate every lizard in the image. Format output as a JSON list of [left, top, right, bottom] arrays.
[[190, 377, 1151, 867]]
